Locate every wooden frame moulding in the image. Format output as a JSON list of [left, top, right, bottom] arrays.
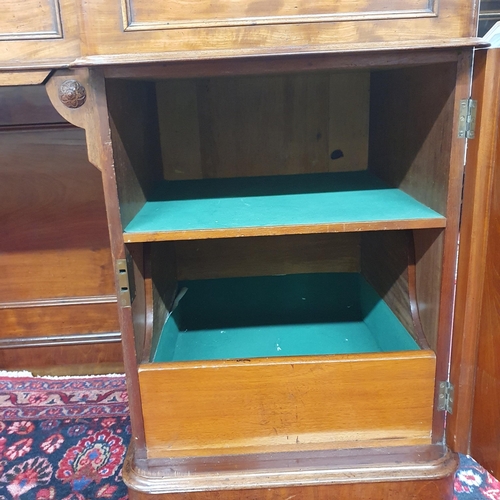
[[45, 68, 149, 453]]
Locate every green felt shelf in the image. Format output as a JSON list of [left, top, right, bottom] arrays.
[[152, 273, 419, 363], [124, 171, 445, 241]]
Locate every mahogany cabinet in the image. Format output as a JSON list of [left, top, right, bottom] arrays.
[[1, 0, 500, 498]]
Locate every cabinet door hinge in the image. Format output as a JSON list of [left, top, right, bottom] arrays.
[[458, 98, 477, 139], [116, 259, 131, 307], [438, 381, 455, 414]]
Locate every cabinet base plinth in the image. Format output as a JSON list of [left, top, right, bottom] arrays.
[[124, 443, 458, 499]]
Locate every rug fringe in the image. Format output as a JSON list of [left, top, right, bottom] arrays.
[[0, 370, 33, 377], [39, 373, 125, 380], [0, 370, 125, 379]]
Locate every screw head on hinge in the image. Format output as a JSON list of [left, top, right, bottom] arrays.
[[59, 80, 87, 109]]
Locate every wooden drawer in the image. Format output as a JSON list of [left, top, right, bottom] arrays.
[[137, 271, 435, 459], [79, 0, 478, 64], [139, 351, 436, 459]]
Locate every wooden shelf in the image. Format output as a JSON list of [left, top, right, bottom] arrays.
[[123, 171, 446, 242], [152, 273, 419, 363]]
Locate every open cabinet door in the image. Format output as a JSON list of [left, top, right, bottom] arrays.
[[448, 25, 500, 477]]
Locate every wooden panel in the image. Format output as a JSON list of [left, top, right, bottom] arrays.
[[0, 128, 115, 301], [0, 117, 120, 370], [447, 49, 496, 454], [128, 478, 455, 500], [157, 72, 369, 180], [0, 86, 64, 126], [175, 233, 360, 280], [125, 0, 435, 31], [0, 248, 116, 302], [0, 0, 79, 69], [79, 0, 477, 64], [0, 342, 123, 374], [2, 0, 62, 40], [139, 351, 435, 458], [0, 301, 119, 338], [470, 150, 500, 473], [447, 48, 500, 476]]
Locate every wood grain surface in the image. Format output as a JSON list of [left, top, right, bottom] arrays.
[[0, 0, 80, 70], [157, 72, 369, 180], [175, 233, 360, 280], [139, 351, 435, 458], [0, 341, 123, 374], [124, 443, 457, 498], [447, 48, 500, 476], [77, 0, 478, 64]]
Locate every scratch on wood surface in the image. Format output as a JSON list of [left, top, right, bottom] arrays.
[[285, 495, 297, 500]]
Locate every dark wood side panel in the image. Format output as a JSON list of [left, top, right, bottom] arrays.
[[0, 86, 64, 126], [0, 301, 118, 338], [0, 342, 123, 374], [0, 86, 121, 373], [0, 127, 115, 300], [129, 478, 455, 500], [447, 48, 500, 477], [447, 48, 500, 461]]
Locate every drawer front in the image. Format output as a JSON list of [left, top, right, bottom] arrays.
[[0, 0, 79, 69], [80, 0, 476, 63], [139, 351, 436, 459]]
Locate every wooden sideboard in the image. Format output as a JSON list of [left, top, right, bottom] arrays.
[[2, 0, 500, 498]]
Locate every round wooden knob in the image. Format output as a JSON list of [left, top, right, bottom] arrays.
[[59, 80, 87, 108]]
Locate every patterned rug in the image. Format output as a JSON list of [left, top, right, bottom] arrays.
[[0, 374, 498, 500]]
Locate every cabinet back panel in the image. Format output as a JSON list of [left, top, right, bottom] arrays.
[[175, 233, 360, 280], [157, 72, 369, 180]]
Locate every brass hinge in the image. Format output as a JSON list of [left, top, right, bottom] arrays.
[[458, 98, 477, 139], [438, 381, 455, 414], [116, 259, 131, 307]]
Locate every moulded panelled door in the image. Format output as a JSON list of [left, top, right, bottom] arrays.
[[77, 0, 479, 64]]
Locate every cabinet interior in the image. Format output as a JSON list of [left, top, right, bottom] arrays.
[[107, 61, 455, 362], [105, 60, 456, 456]]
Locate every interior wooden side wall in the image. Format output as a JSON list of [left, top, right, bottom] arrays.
[[106, 79, 164, 228], [368, 63, 457, 215]]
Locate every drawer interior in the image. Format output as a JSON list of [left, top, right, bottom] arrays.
[[152, 273, 419, 363]]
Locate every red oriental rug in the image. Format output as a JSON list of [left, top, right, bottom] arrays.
[[0, 373, 498, 500]]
